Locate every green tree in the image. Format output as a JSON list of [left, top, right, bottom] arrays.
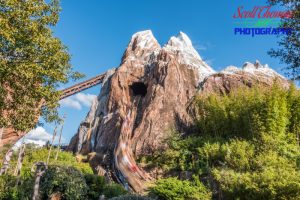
[[0, 0, 83, 131], [268, 0, 300, 80]]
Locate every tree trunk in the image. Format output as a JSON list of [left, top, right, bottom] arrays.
[[32, 162, 47, 200], [55, 120, 65, 160], [46, 127, 57, 165], [14, 142, 26, 185], [0, 148, 13, 175]]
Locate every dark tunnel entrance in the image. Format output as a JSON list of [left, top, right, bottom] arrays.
[[130, 82, 147, 97]]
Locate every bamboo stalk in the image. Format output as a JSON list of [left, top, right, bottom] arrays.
[[0, 127, 3, 152], [14, 140, 26, 176], [31, 162, 47, 200], [0, 148, 13, 175], [55, 121, 64, 160], [14, 138, 26, 185], [46, 126, 58, 165]]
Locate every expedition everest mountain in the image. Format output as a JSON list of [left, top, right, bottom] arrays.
[[63, 30, 288, 193]]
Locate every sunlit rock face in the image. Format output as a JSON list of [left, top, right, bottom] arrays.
[[201, 60, 288, 94], [68, 30, 215, 157], [67, 30, 288, 192]]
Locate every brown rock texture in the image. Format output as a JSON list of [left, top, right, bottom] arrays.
[[200, 62, 289, 94], [67, 30, 288, 192]]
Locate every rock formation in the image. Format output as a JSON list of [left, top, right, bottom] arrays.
[[67, 30, 288, 192]]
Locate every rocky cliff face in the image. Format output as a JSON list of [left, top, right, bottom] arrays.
[[67, 30, 288, 192]]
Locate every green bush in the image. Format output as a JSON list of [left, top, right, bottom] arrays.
[[150, 177, 211, 200], [0, 175, 18, 200], [0, 174, 35, 200], [40, 165, 88, 200], [22, 146, 93, 175], [109, 194, 154, 200], [0, 145, 93, 176], [85, 174, 106, 200], [213, 164, 300, 200], [103, 183, 128, 199]]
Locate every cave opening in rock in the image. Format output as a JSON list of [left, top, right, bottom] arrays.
[[130, 82, 147, 97]]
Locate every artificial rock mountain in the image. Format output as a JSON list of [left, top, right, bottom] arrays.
[[67, 30, 288, 192]]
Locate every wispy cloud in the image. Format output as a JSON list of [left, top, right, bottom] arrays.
[[75, 93, 97, 107], [194, 44, 207, 51], [59, 97, 82, 110], [59, 93, 97, 110], [194, 42, 215, 51], [26, 127, 53, 142], [14, 127, 57, 148]]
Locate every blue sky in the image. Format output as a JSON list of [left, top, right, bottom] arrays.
[[26, 0, 290, 145]]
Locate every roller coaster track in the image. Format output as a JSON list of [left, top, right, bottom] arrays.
[[59, 72, 106, 100]]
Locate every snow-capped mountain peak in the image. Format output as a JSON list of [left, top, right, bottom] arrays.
[[129, 30, 160, 50], [122, 30, 161, 65], [163, 31, 215, 83], [164, 31, 201, 60]]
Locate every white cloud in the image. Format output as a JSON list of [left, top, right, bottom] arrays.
[[75, 93, 97, 107], [26, 127, 53, 142], [14, 127, 54, 148], [194, 42, 215, 51], [194, 44, 207, 51], [59, 97, 82, 110], [59, 93, 97, 110]]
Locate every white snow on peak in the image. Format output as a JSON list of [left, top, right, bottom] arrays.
[[222, 60, 285, 79], [129, 30, 160, 50], [163, 31, 215, 83], [124, 30, 161, 66], [165, 31, 201, 60], [243, 60, 263, 70], [221, 66, 241, 75]]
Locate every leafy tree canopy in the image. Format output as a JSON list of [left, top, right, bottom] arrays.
[[268, 0, 300, 81], [0, 0, 83, 131]]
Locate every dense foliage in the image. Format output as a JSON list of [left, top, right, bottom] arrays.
[[147, 84, 300, 200], [109, 195, 154, 200], [0, 174, 34, 199], [0, 146, 128, 200], [150, 177, 211, 200], [40, 166, 88, 200], [103, 183, 128, 199], [85, 174, 106, 200], [0, 0, 83, 130], [0, 144, 93, 176]]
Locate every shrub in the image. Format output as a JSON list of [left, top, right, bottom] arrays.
[[84, 174, 106, 200], [103, 183, 128, 199], [0, 174, 35, 200], [150, 177, 211, 200], [40, 165, 88, 200], [0, 175, 18, 200], [109, 194, 154, 200], [213, 165, 300, 200]]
